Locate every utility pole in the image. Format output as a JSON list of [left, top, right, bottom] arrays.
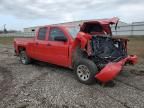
[[3, 24, 7, 33], [131, 22, 133, 37]]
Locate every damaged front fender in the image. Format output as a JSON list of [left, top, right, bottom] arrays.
[[72, 32, 91, 50]]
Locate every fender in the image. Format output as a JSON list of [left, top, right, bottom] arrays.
[[72, 32, 92, 50]]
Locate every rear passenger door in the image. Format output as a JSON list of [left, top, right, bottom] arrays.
[[34, 27, 49, 61]]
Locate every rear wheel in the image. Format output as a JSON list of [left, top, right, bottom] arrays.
[[19, 50, 31, 65], [74, 59, 98, 85]]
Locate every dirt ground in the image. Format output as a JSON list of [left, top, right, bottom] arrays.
[[0, 44, 144, 108]]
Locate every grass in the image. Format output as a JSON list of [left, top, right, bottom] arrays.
[[0, 36, 144, 58], [0, 37, 15, 45], [127, 37, 144, 59]]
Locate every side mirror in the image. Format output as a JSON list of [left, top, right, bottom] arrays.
[[54, 36, 67, 42]]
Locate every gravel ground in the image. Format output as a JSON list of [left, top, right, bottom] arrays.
[[0, 45, 144, 108]]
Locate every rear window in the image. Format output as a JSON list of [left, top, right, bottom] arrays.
[[66, 27, 80, 38]]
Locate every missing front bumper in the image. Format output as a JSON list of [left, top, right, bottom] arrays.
[[95, 55, 137, 83]]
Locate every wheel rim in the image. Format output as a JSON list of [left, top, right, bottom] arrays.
[[77, 65, 90, 81], [20, 52, 26, 64]]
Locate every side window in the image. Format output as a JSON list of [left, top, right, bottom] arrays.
[[49, 27, 66, 41], [38, 27, 47, 40]]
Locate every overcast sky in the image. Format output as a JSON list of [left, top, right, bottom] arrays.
[[0, 0, 144, 30]]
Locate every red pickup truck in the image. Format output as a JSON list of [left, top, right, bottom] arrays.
[[14, 18, 137, 85]]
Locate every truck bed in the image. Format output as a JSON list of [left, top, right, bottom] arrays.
[[14, 37, 34, 46]]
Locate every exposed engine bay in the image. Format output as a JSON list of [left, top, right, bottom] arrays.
[[90, 36, 127, 69], [78, 18, 128, 69], [70, 18, 137, 83]]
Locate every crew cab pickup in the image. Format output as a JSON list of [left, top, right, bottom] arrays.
[[14, 18, 137, 85]]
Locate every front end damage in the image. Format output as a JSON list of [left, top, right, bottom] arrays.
[[95, 55, 137, 83], [73, 17, 138, 83], [90, 36, 137, 83]]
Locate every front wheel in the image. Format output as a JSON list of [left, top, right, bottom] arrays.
[[19, 50, 31, 65], [74, 59, 98, 85]]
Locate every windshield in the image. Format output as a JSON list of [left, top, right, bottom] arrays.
[[66, 26, 80, 38]]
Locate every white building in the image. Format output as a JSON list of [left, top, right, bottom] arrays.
[[24, 19, 144, 36]]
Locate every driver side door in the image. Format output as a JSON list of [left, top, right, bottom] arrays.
[[46, 27, 69, 67]]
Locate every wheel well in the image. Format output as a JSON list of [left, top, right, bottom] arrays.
[[18, 46, 26, 53], [72, 45, 88, 68]]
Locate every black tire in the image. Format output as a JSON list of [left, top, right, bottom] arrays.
[[19, 50, 31, 65], [74, 58, 98, 85], [72, 46, 87, 67]]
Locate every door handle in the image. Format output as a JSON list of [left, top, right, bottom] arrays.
[[47, 43, 51, 46]]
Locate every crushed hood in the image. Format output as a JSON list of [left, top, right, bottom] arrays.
[[80, 17, 119, 35], [94, 17, 119, 25]]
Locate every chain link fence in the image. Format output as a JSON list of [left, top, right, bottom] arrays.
[[112, 23, 144, 36]]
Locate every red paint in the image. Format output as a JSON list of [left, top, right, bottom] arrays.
[[14, 17, 137, 83], [95, 55, 138, 83]]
